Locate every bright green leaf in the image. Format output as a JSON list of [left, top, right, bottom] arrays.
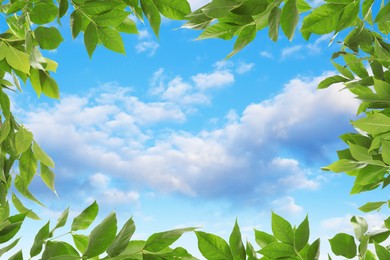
[[11, 193, 40, 220], [30, 221, 50, 257], [84, 23, 99, 58], [329, 233, 356, 258], [254, 229, 276, 248], [229, 220, 245, 260], [107, 217, 136, 256], [33, 141, 54, 168], [40, 164, 56, 194], [15, 127, 33, 154], [227, 24, 256, 58], [359, 201, 387, 212], [140, 0, 161, 37], [30, 3, 58, 25], [258, 241, 296, 258], [153, 0, 191, 20], [295, 215, 309, 251], [41, 241, 79, 259], [281, 0, 299, 40], [71, 11, 82, 39], [195, 231, 233, 260], [144, 227, 196, 252], [34, 27, 64, 50], [271, 212, 294, 245], [317, 75, 348, 89], [71, 201, 99, 231], [307, 238, 320, 260], [6, 46, 30, 74], [97, 27, 125, 54], [350, 216, 368, 241]]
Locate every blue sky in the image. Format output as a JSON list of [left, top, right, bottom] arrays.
[[7, 0, 390, 258]]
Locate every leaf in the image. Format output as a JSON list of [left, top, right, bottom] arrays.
[[0, 237, 20, 257], [115, 17, 138, 34], [59, 0, 69, 18], [245, 241, 257, 260], [40, 164, 56, 194], [258, 241, 296, 258], [0, 91, 10, 119], [307, 238, 320, 260], [0, 214, 26, 243], [40, 72, 60, 99], [227, 24, 256, 58], [369, 230, 390, 243], [268, 7, 281, 41], [362, 0, 374, 23], [140, 0, 161, 37], [281, 0, 299, 40], [350, 216, 368, 241], [229, 220, 245, 260], [34, 27, 64, 50], [295, 215, 309, 251], [375, 243, 390, 260], [353, 113, 390, 135], [344, 54, 369, 79], [271, 212, 294, 245], [329, 233, 356, 258], [195, 231, 233, 260], [202, 0, 240, 18], [197, 23, 239, 40], [301, 4, 345, 34], [8, 250, 23, 260], [83, 212, 117, 258], [332, 61, 354, 79], [374, 2, 390, 24], [374, 78, 390, 100], [94, 10, 130, 27], [358, 201, 387, 212], [19, 147, 37, 190], [107, 217, 136, 256], [152, 0, 191, 20], [97, 27, 125, 54], [370, 60, 384, 80], [349, 143, 371, 161], [79, 1, 123, 15], [30, 221, 50, 257], [336, 1, 359, 32], [11, 193, 40, 220], [70, 11, 82, 39], [53, 207, 69, 232], [144, 227, 196, 252], [317, 75, 348, 89], [72, 234, 89, 253], [355, 165, 387, 186], [84, 23, 99, 58], [6, 46, 30, 74], [33, 141, 54, 168], [71, 201, 99, 231], [254, 229, 276, 248], [30, 3, 58, 25], [15, 127, 33, 154], [42, 241, 79, 259], [30, 69, 42, 97]]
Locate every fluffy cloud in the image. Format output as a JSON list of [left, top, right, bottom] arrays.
[[271, 196, 304, 215], [22, 71, 359, 205], [135, 30, 159, 56]]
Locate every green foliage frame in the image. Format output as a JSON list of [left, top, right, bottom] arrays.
[[0, 0, 389, 259]]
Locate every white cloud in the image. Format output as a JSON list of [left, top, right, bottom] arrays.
[[281, 45, 303, 58], [307, 34, 332, 54], [135, 30, 159, 56], [192, 70, 234, 90], [22, 72, 359, 204], [236, 62, 254, 74], [271, 196, 303, 215], [260, 51, 273, 59]]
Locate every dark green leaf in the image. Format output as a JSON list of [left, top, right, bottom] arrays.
[[94, 10, 130, 27], [307, 238, 320, 260], [70, 11, 82, 39], [153, 0, 191, 20], [374, 2, 390, 24], [317, 75, 348, 89], [19, 147, 37, 190], [368, 230, 390, 243], [84, 23, 99, 58], [0, 214, 26, 243], [301, 4, 344, 34], [30, 3, 58, 25], [140, 0, 161, 37], [336, 1, 359, 32], [34, 27, 64, 50], [83, 212, 117, 258], [281, 0, 299, 40], [202, 0, 240, 18], [295, 215, 309, 251], [227, 24, 256, 58], [329, 233, 356, 258], [229, 220, 245, 260], [375, 243, 390, 260], [107, 217, 136, 256], [79, 1, 123, 15], [268, 7, 281, 41], [59, 0, 69, 18]]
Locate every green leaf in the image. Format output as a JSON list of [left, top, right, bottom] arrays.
[[355, 165, 387, 186], [0, 214, 26, 243], [72, 234, 89, 253], [40, 72, 60, 99], [11, 193, 40, 220], [115, 17, 138, 34], [336, 1, 359, 32], [369, 230, 390, 243], [94, 10, 130, 27], [258, 241, 296, 258], [30, 3, 58, 25], [350, 216, 368, 241], [42, 241, 79, 259], [30, 221, 50, 257], [71, 201, 99, 231], [107, 217, 135, 256], [33, 141, 54, 168], [70, 11, 82, 39], [152, 0, 191, 20], [349, 143, 371, 161], [374, 2, 390, 24], [229, 220, 245, 260], [374, 78, 390, 100], [0, 237, 20, 257], [245, 241, 257, 260], [197, 23, 239, 40], [271, 212, 294, 245], [59, 0, 69, 18], [97, 27, 125, 54], [34, 27, 64, 50], [317, 75, 348, 89], [6, 46, 30, 74], [358, 201, 387, 212], [344, 54, 369, 79], [370, 60, 384, 80], [332, 61, 354, 79], [40, 164, 56, 194], [301, 4, 345, 34], [375, 243, 390, 260], [53, 207, 69, 232], [79, 1, 123, 15], [140, 0, 161, 37], [19, 147, 37, 190], [84, 23, 99, 58], [385, 216, 390, 229], [15, 127, 33, 154], [30, 69, 42, 97], [307, 238, 320, 260], [254, 229, 276, 248], [83, 212, 117, 258], [362, 0, 374, 23], [281, 0, 298, 40], [329, 233, 356, 259], [144, 227, 195, 252], [295, 215, 309, 251], [227, 24, 256, 58], [8, 250, 23, 260], [268, 7, 281, 41], [353, 113, 390, 135], [195, 231, 233, 260], [0, 91, 10, 119], [202, 0, 240, 18]]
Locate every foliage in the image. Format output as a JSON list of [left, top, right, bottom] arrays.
[[0, 0, 389, 258]]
